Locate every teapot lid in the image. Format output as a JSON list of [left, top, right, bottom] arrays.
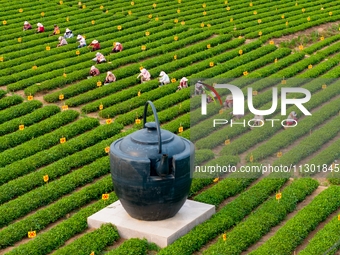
[[130, 122, 174, 145], [118, 101, 185, 158]]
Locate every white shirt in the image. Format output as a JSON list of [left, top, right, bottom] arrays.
[[195, 83, 203, 90], [64, 32, 73, 39], [60, 38, 68, 46], [138, 69, 151, 80], [78, 38, 86, 45], [159, 74, 170, 84]]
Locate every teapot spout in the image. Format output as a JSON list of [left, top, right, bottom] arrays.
[[156, 154, 169, 177]]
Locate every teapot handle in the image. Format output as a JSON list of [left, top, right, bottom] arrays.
[[143, 101, 162, 154]]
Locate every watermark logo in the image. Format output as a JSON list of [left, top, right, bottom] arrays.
[[201, 83, 311, 116], [194, 79, 313, 129]]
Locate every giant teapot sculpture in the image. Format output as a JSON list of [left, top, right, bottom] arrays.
[[110, 101, 194, 221]]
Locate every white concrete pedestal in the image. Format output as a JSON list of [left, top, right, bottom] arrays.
[[87, 199, 215, 248]]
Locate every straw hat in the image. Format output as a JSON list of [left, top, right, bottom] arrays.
[[92, 40, 98, 44], [77, 34, 82, 40], [37, 23, 43, 27], [65, 28, 71, 33], [181, 77, 188, 82], [96, 52, 101, 56], [24, 21, 29, 25], [91, 66, 96, 70], [58, 36, 63, 41]]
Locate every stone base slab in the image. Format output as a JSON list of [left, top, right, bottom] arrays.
[[87, 199, 215, 248]]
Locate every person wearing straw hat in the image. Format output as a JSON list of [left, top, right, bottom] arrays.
[[23, 21, 32, 31], [104, 71, 116, 85], [158, 71, 170, 86], [137, 68, 151, 83], [50, 24, 60, 36], [57, 36, 68, 47], [112, 42, 123, 53], [88, 40, 100, 51], [224, 94, 233, 108], [286, 111, 298, 126], [250, 114, 264, 127], [36, 23, 45, 33], [89, 66, 100, 77], [195, 81, 204, 95], [177, 77, 188, 91], [77, 34, 86, 48], [92, 52, 106, 64], [207, 91, 217, 103], [64, 28, 74, 39]]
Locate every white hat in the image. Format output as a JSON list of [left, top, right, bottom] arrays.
[[58, 36, 63, 41], [141, 68, 149, 75], [91, 66, 96, 70], [37, 23, 43, 27], [77, 34, 82, 40], [159, 71, 165, 76], [65, 28, 71, 33], [92, 40, 98, 44], [107, 71, 113, 75], [24, 21, 29, 25], [115, 42, 120, 45], [96, 52, 101, 56], [181, 77, 188, 81]]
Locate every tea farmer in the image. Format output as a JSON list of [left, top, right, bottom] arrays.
[[207, 91, 217, 103], [112, 42, 123, 52], [36, 23, 45, 33], [88, 40, 100, 51], [50, 24, 60, 36], [177, 77, 188, 91], [57, 36, 68, 47], [251, 114, 264, 126], [23, 21, 32, 30], [89, 66, 100, 76], [224, 95, 233, 108], [159, 71, 170, 86], [64, 28, 74, 39], [77, 35, 86, 48], [195, 81, 204, 95], [286, 111, 298, 126], [137, 68, 151, 83], [92, 52, 106, 64], [104, 71, 116, 85]]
